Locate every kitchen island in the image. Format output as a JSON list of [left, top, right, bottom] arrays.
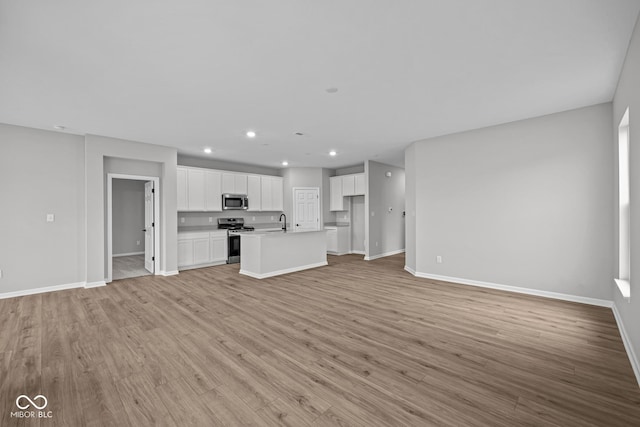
[[239, 230, 327, 279]]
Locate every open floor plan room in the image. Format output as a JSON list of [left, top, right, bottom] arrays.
[[1, 255, 638, 426]]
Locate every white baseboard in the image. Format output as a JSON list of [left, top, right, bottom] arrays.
[[612, 303, 640, 387], [351, 250, 365, 255], [85, 281, 106, 288], [0, 281, 86, 300], [409, 271, 613, 308], [404, 265, 416, 275], [364, 249, 405, 261], [113, 251, 144, 257], [240, 261, 328, 279], [160, 270, 180, 276]]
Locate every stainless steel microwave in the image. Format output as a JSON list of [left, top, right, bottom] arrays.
[[222, 194, 249, 210]]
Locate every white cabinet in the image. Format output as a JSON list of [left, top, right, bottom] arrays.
[[330, 176, 345, 211], [261, 176, 283, 211], [177, 166, 222, 211], [177, 168, 188, 211], [325, 226, 350, 255], [210, 231, 228, 263], [247, 175, 262, 211], [204, 170, 222, 211], [178, 166, 281, 212], [187, 169, 205, 211], [342, 175, 356, 196], [355, 174, 365, 195], [222, 173, 248, 194], [178, 231, 228, 269], [330, 173, 365, 211]]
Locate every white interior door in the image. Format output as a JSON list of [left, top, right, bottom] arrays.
[[144, 181, 155, 273], [351, 195, 365, 253], [294, 188, 320, 231]]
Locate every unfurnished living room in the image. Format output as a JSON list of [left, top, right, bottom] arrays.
[[1, 1, 640, 426]]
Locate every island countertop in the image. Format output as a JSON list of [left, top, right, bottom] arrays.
[[239, 229, 327, 279]]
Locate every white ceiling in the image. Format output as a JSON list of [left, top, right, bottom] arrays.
[[1, 1, 639, 169]]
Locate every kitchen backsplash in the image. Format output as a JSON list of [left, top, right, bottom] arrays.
[[178, 211, 285, 227]]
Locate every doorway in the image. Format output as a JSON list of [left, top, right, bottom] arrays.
[[292, 187, 320, 231], [107, 174, 160, 282]]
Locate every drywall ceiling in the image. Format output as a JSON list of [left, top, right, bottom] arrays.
[[1, 1, 638, 169]]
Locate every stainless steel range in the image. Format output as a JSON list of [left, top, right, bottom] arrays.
[[217, 218, 254, 264]]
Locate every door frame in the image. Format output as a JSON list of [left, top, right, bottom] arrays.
[[107, 173, 160, 283], [292, 187, 321, 231]]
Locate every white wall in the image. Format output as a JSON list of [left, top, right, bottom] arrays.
[[406, 103, 614, 300], [0, 124, 86, 293], [405, 144, 417, 272], [365, 160, 406, 258], [178, 155, 280, 176], [613, 14, 640, 382], [112, 179, 145, 256]]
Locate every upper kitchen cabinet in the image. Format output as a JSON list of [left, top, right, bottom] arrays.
[[222, 173, 248, 194], [330, 176, 345, 211], [330, 173, 365, 211], [247, 175, 262, 211], [261, 176, 283, 211], [355, 173, 365, 195], [177, 166, 222, 211]]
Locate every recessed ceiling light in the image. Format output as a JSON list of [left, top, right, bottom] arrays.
[[329, 150, 337, 156], [282, 161, 289, 166], [204, 147, 212, 154], [53, 125, 66, 130], [246, 131, 256, 138], [326, 87, 338, 94]]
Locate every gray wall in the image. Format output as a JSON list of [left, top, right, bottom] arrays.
[[322, 168, 336, 225], [112, 179, 145, 256], [178, 155, 280, 176], [0, 124, 86, 293], [365, 160, 406, 258], [336, 164, 365, 175], [86, 134, 178, 284], [406, 103, 614, 300], [613, 14, 640, 379]]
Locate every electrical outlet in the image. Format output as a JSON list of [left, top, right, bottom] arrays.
[[375, 242, 378, 247], [271, 216, 274, 220], [371, 211, 375, 217], [252, 216, 256, 221], [0, 269, 3, 278], [180, 217, 185, 224], [136, 240, 140, 246], [46, 214, 55, 222], [436, 256, 442, 264], [209, 217, 213, 223]]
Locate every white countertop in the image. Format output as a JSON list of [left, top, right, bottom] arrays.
[[241, 229, 326, 238]]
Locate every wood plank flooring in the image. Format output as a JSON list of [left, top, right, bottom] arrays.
[[1, 254, 639, 426]]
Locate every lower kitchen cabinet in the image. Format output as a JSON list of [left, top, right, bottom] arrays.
[[178, 230, 228, 269], [325, 226, 350, 255]]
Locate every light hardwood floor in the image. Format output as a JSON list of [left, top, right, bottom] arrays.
[[1, 254, 639, 426]]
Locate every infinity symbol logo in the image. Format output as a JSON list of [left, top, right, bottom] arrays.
[[16, 395, 48, 410]]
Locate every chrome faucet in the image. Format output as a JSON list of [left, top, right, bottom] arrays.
[[279, 213, 287, 232]]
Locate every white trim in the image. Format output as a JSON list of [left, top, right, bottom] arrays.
[[85, 281, 106, 288], [0, 282, 85, 300], [350, 250, 365, 255], [107, 173, 160, 283], [177, 260, 227, 271], [409, 271, 613, 308], [404, 265, 416, 275], [240, 261, 328, 279], [113, 251, 145, 257], [364, 249, 405, 261], [614, 278, 631, 301], [160, 270, 180, 276], [612, 303, 640, 387]]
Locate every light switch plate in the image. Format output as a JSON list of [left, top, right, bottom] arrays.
[[46, 214, 55, 222]]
